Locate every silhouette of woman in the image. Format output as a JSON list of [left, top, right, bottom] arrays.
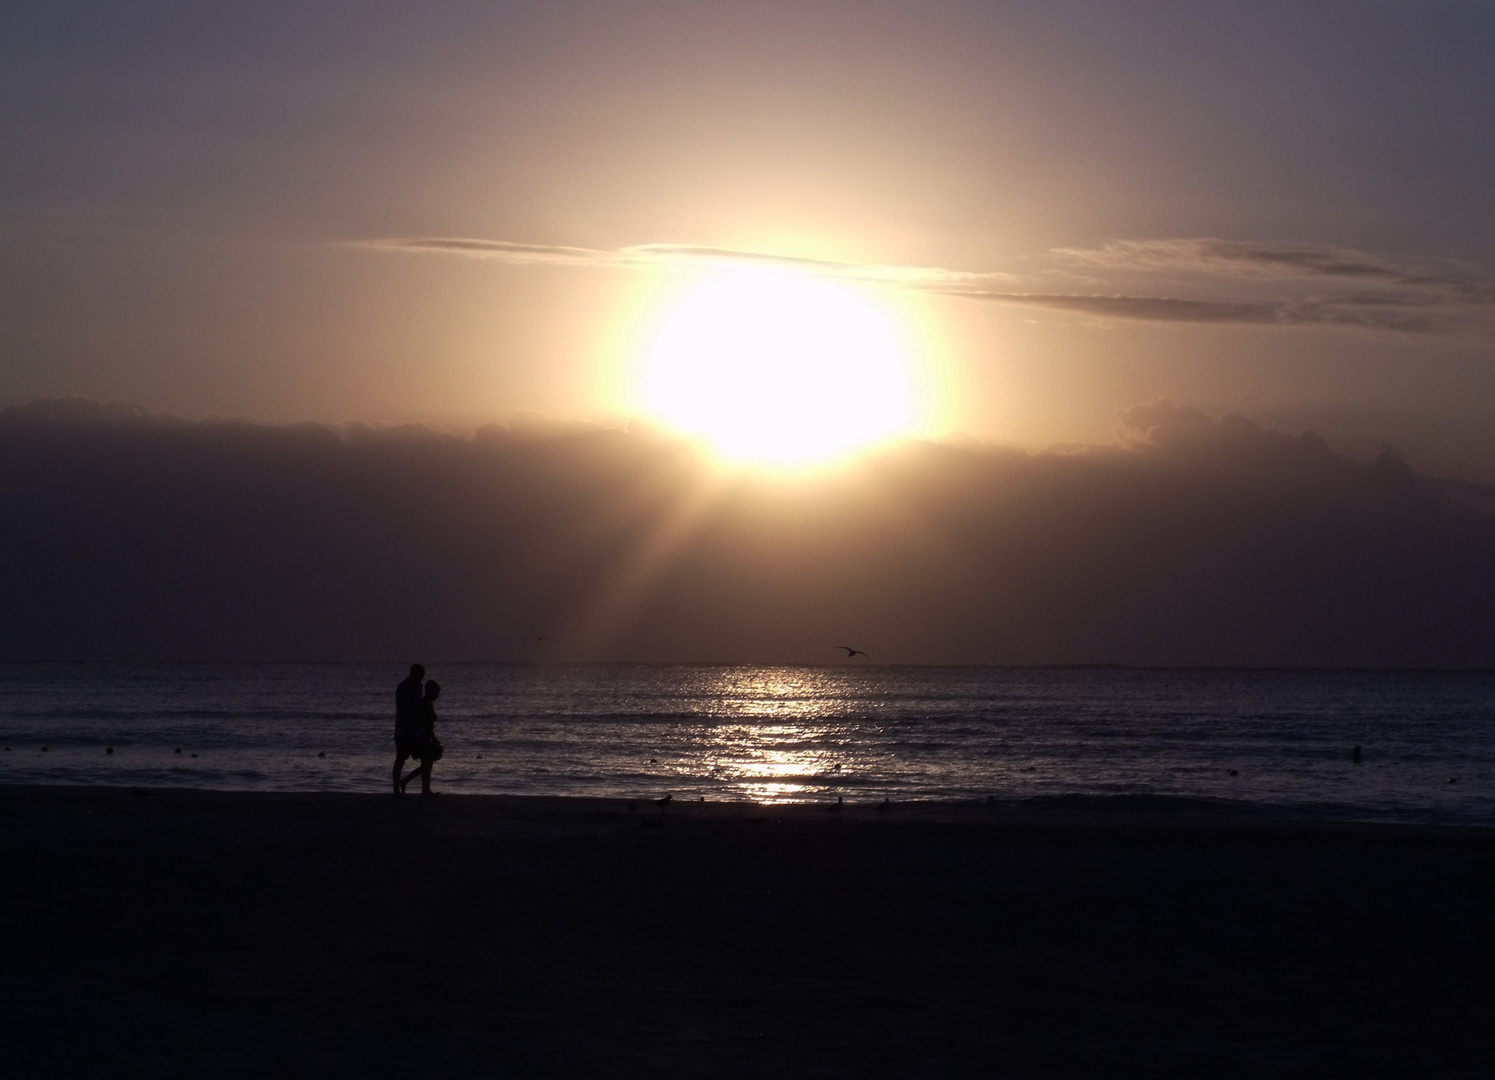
[[400, 679, 442, 797], [392, 663, 425, 796]]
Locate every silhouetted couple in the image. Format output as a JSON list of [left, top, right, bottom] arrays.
[[393, 663, 442, 797]]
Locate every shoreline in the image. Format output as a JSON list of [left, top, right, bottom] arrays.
[[4, 781, 1489, 834]]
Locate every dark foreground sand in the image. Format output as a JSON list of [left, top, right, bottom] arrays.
[[3, 786, 1493, 1078]]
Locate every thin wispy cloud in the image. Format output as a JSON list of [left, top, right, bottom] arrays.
[[1058, 238, 1495, 296], [366, 237, 1008, 288], [1041, 238, 1495, 335], [939, 290, 1447, 335], [369, 236, 1495, 338]]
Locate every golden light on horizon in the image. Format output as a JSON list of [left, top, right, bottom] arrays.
[[641, 269, 913, 464]]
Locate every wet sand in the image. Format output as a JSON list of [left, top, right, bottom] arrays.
[[3, 785, 1493, 1078]]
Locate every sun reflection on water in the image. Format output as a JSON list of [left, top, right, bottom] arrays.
[[684, 669, 864, 800]]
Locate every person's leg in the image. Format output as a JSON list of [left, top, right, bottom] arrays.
[[419, 756, 434, 795], [392, 749, 408, 794]]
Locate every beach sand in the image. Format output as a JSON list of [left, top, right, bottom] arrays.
[[2, 785, 1492, 1078]]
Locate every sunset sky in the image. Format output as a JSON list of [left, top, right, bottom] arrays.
[[5, 4, 1495, 664], [5, 1, 1495, 476]]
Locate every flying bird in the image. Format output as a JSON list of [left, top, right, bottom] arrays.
[[838, 646, 869, 658]]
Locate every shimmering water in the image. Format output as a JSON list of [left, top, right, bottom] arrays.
[[2, 663, 1492, 824]]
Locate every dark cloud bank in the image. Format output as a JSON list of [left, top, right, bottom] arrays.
[[3, 398, 1494, 667]]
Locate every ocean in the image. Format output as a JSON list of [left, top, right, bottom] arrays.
[[2, 663, 1492, 824]]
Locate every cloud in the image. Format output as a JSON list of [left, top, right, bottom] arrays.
[[1057, 238, 1495, 296], [4, 398, 1493, 666], [366, 237, 1007, 288], [939, 290, 1449, 334], [370, 235, 1495, 337]]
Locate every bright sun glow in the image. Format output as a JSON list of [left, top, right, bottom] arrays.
[[643, 269, 912, 463]]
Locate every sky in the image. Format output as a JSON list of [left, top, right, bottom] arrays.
[[3, 3, 1495, 663], [4, 1, 1495, 475]]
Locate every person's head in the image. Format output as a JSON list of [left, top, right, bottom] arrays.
[[424, 679, 441, 701], [409, 663, 425, 680]]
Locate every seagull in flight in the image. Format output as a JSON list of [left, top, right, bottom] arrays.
[[838, 646, 869, 659]]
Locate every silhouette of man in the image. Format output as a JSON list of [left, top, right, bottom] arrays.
[[399, 679, 441, 797], [392, 663, 426, 796]]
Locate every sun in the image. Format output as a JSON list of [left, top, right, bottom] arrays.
[[641, 269, 912, 463]]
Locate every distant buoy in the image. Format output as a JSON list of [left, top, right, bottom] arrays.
[[1229, 769, 1238, 777], [41, 746, 48, 752], [106, 747, 114, 755], [191, 753, 198, 759], [1448, 777, 1458, 784], [174, 748, 182, 754], [1352, 745, 1363, 764], [317, 751, 325, 758]]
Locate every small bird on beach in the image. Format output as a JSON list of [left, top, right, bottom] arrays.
[[876, 798, 891, 814], [827, 795, 844, 812], [838, 646, 869, 659], [654, 794, 672, 807], [131, 787, 151, 800]]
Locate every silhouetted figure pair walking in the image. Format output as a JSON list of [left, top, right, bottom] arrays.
[[393, 663, 442, 797]]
